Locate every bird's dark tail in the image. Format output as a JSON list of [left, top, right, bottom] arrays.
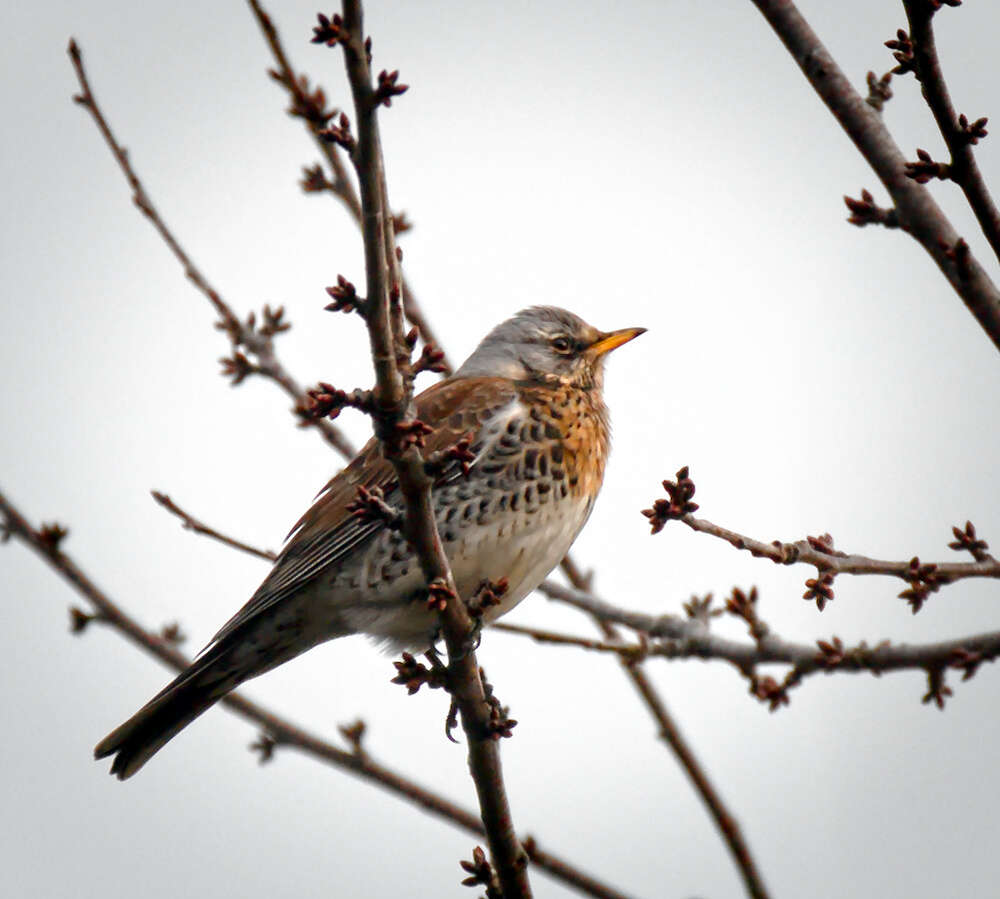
[[94, 647, 243, 780]]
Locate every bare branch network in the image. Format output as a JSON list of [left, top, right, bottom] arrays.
[[144, 482, 1000, 712], [4, 1, 1000, 898]]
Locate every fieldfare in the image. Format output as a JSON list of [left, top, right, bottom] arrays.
[[95, 306, 644, 778]]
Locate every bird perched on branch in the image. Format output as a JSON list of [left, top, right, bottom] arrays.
[[95, 306, 644, 778]]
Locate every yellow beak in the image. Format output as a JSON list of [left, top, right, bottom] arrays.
[[588, 326, 647, 357]]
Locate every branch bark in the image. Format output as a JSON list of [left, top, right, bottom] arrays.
[[331, 3, 530, 893], [538, 581, 1000, 707], [246, 0, 453, 373], [67, 39, 357, 461], [557, 558, 770, 899], [0, 489, 630, 899], [902, 0, 1000, 264], [749, 0, 1000, 352]]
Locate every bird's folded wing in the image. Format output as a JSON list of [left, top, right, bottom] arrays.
[[205, 376, 520, 648]]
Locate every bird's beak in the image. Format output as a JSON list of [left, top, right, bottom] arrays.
[[587, 326, 647, 357]]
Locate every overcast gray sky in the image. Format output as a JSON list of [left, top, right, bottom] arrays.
[[3, 1, 999, 897]]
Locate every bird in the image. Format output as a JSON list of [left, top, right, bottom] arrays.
[[95, 306, 644, 779]]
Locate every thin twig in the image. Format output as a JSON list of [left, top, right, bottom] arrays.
[[902, 0, 1000, 265], [149, 487, 766, 897], [680, 514, 1000, 581], [246, 0, 453, 373], [330, 3, 530, 893], [0, 490, 632, 899], [151, 491, 278, 562], [556, 558, 770, 899], [67, 39, 357, 460], [749, 0, 1000, 352], [538, 582, 1000, 704]]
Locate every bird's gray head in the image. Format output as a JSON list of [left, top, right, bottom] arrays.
[[455, 306, 645, 388]]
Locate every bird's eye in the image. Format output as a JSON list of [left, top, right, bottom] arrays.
[[550, 335, 573, 354]]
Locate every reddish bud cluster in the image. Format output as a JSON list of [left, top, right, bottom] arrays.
[[803, 572, 836, 611], [219, 351, 254, 385], [957, 114, 989, 146], [865, 70, 893, 111], [426, 577, 457, 612], [467, 577, 509, 618], [390, 651, 448, 694], [424, 432, 477, 480], [257, 304, 290, 337], [390, 417, 435, 453], [159, 622, 186, 646], [346, 485, 402, 530], [807, 533, 837, 554], [844, 189, 900, 228], [374, 69, 408, 107], [682, 593, 722, 622], [302, 384, 373, 421], [311, 12, 348, 46], [319, 112, 356, 153], [948, 520, 990, 561], [270, 71, 337, 127], [725, 586, 768, 642], [922, 667, 952, 709], [815, 636, 846, 669], [38, 522, 69, 554], [413, 342, 448, 375], [905, 148, 951, 183], [898, 556, 947, 613], [749, 674, 790, 712], [337, 719, 367, 753], [249, 732, 277, 764], [324, 274, 365, 315], [482, 671, 517, 740], [460, 846, 498, 894], [885, 29, 915, 76], [450, 434, 477, 476], [300, 164, 332, 193], [641, 466, 699, 534], [948, 647, 983, 681], [391, 212, 412, 235], [69, 606, 95, 634]]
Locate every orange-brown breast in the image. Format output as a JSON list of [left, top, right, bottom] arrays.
[[516, 382, 611, 503]]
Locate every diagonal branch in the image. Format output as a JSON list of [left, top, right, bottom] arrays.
[[902, 0, 1000, 265], [749, 0, 1000, 352], [153, 408, 766, 893], [67, 39, 357, 461], [246, 7, 758, 888], [557, 558, 770, 899], [328, 3, 530, 893], [680, 514, 1000, 581], [151, 491, 278, 562], [0, 489, 631, 899], [537, 582, 1000, 707], [246, 0, 452, 373], [644, 468, 1000, 614]]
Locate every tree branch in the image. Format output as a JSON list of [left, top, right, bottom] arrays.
[[902, 0, 1000, 265], [154, 464, 767, 896], [557, 558, 770, 899], [249, 6, 759, 891], [66, 39, 357, 461], [643, 467, 999, 614], [324, 3, 530, 893], [749, 0, 1000, 352], [0, 489, 631, 899], [246, 0, 452, 373], [538, 582, 1000, 709]]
